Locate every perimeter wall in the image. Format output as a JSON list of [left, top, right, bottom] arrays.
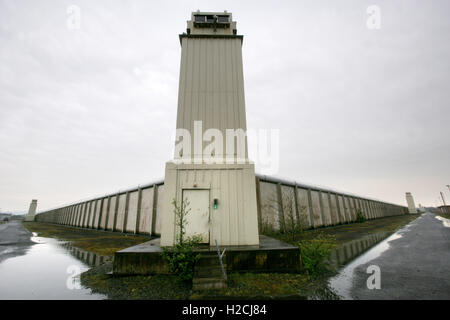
[[35, 175, 408, 236]]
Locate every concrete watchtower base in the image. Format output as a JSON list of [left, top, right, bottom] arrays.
[[113, 235, 300, 276]]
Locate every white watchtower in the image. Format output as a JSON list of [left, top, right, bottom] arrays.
[[25, 199, 37, 222], [160, 11, 259, 247], [405, 192, 417, 214]]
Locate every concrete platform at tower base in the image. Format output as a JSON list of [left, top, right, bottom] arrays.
[[113, 235, 301, 276]]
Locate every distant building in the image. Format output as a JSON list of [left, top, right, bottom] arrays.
[[0, 213, 12, 221], [418, 204, 426, 213]]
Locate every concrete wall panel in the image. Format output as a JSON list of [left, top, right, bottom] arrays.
[[363, 200, 371, 219], [347, 197, 356, 221], [330, 193, 340, 225], [68, 206, 74, 226], [337, 195, 346, 223], [76, 204, 83, 227], [84, 201, 92, 228], [125, 191, 139, 233], [320, 192, 332, 226], [155, 185, 164, 235], [106, 196, 117, 230], [92, 199, 102, 228], [343, 196, 352, 223], [297, 188, 312, 228], [259, 182, 279, 231], [99, 198, 109, 229], [310, 190, 323, 227], [115, 194, 127, 232], [80, 203, 87, 227], [72, 205, 79, 226], [82, 203, 89, 227], [139, 187, 154, 235], [85, 202, 92, 228], [281, 185, 297, 229]]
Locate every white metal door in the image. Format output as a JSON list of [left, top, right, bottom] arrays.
[[182, 189, 210, 244]]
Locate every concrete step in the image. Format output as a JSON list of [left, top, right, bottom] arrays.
[[192, 252, 228, 290], [192, 278, 227, 291], [196, 254, 222, 267], [195, 264, 227, 277]]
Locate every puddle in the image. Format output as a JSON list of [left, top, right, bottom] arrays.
[[0, 234, 107, 300], [328, 231, 392, 270], [0, 247, 16, 256], [307, 230, 401, 300], [60, 243, 112, 267], [327, 224, 412, 299], [435, 215, 450, 228]]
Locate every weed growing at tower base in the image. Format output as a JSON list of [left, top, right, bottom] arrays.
[[162, 198, 201, 282]]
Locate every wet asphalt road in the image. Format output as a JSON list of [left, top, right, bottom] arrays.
[[350, 212, 450, 299], [0, 221, 34, 264]]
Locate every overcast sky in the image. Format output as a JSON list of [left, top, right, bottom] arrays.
[[1, 0, 449, 213]]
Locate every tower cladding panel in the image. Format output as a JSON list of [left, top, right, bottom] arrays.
[[160, 12, 259, 246]]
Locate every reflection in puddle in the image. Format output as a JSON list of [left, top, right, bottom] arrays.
[[0, 247, 16, 256], [328, 231, 391, 269], [327, 228, 407, 300], [435, 215, 450, 228], [60, 243, 112, 267], [0, 235, 106, 300]]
